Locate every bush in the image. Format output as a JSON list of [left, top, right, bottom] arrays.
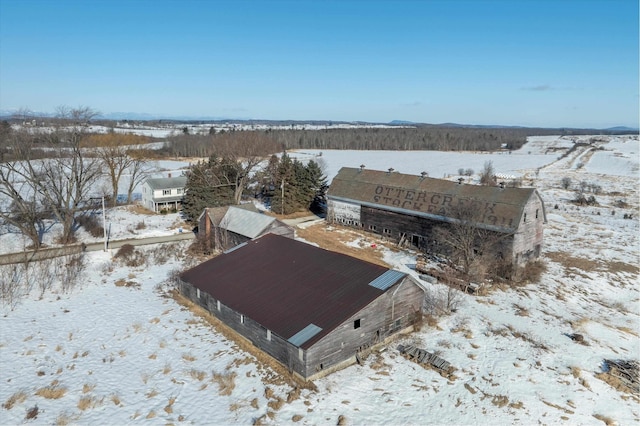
[[115, 244, 135, 259], [515, 260, 547, 284], [573, 193, 598, 206], [113, 244, 147, 267], [77, 214, 104, 238], [561, 177, 572, 190]]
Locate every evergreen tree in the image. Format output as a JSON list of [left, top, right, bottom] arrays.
[[306, 160, 328, 214], [181, 156, 234, 223]]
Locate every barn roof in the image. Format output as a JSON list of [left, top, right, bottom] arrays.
[[197, 204, 261, 227], [179, 233, 409, 349], [220, 207, 277, 239], [327, 167, 539, 232]]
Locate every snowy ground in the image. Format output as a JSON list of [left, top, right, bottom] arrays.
[[0, 135, 638, 425]]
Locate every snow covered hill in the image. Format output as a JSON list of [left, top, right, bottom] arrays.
[[0, 135, 638, 425]]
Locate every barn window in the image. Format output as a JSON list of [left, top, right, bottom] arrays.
[[217, 300, 221, 311], [369, 225, 377, 231], [298, 348, 303, 361], [354, 319, 361, 329], [196, 288, 200, 299], [383, 228, 391, 235], [266, 329, 271, 341], [535, 209, 539, 219], [240, 314, 245, 324], [392, 319, 401, 331], [523, 213, 527, 223]]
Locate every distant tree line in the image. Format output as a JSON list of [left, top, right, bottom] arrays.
[[162, 125, 625, 157], [163, 131, 280, 159]]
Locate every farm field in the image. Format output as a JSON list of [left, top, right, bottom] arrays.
[[0, 135, 638, 425]]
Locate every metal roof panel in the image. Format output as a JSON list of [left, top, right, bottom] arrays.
[[287, 324, 323, 347], [220, 207, 276, 238], [368, 270, 406, 291]]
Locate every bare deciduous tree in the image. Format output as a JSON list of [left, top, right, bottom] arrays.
[[1, 107, 104, 245], [433, 202, 510, 283], [479, 160, 496, 186], [0, 130, 49, 249]]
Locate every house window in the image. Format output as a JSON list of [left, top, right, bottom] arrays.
[[535, 209, 539, 219], [369, 225, 377, 231], [163, 189, 171, 196], [266, 329, 271, 341], [298, 348, 303, 361], [196, 288, 200, 299], [240, 314, 245, 324], [177, 188, 183, 194], [383, 228, 391, 235], [217, 300, 221, 311], [523, 213, 527, 223], [354, 319, 361, 329]]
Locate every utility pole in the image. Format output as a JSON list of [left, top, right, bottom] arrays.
[[102, 196, 107, 251], [281, 179, 285, 215]]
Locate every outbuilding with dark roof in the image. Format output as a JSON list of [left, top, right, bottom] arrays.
[[178, 233, 425, 380]]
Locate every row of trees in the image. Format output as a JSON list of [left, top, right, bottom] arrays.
[[181, 151, 328, 222], [0, 107, 151, 248], [258, 153, 328, 215]]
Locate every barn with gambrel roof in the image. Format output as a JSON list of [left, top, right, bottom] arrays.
[[327, 167, 546, 265], [178, 233, 425, 380]]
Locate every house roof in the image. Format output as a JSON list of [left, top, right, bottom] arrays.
[[327, 167, 539, 232], [179, 233, 409, 349], [145, 176, 187, 190]]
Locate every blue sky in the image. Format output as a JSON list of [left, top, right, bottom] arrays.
[[0, 0, 638, 128]]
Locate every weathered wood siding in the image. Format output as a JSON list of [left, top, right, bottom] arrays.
[[512, 192, 545, 264], [327, 199, 362, 226], [303, 276, 424, 379], [179, 276, 424, 380], [328, 198, 546, 265]]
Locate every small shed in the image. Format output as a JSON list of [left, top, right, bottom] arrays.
[[179, 233, 425, 380], [197, 205, 294, 251]]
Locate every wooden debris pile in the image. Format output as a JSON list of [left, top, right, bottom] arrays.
[[399, 344, 456, 379], [598, 359, 639, 394]]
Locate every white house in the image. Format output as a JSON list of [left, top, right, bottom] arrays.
[[141, 175, 188, 213]]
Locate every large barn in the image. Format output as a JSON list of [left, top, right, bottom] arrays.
[[327, 167, 546, 265], [178, 233, 425, 380]]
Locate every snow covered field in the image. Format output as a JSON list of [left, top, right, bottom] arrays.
[[0, 135, 638, 425]]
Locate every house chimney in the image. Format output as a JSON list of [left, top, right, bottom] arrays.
[[499, 182, 505, 189], [387, 168, 394, 174], [420, 171, 428, 179], [168, 172, 172, 178], [359, 164, 366, 172], [458, 177, 464, 185]]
